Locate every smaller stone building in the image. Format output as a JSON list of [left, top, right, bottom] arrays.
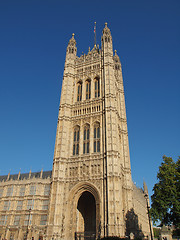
[[0, 171, 151, 240], [0, 170, 51, 240], [130, 183, 151, 238]]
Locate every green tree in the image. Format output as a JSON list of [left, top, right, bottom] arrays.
[[151, 156, 180, 229]]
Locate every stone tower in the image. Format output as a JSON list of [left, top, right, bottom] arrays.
[[46, 23, 136, 240]]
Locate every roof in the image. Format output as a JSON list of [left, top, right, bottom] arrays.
[[0, 171, 52, 182]]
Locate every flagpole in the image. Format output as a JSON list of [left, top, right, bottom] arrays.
[[94, 22, 96, 47]]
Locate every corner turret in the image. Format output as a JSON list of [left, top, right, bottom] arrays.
[[66, 33, 77, 60], [101, 22, 113, 53], [143, 180, 149, 195], [114, 50, 122, 72]]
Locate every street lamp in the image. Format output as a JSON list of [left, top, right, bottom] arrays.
[[144, 194, 153, 240], [122, 209, 125, 236], [26, 208, 32, 240]]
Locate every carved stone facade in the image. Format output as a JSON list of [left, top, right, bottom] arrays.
[[0, 23, 151, 240], [0, 171, 51, 240]]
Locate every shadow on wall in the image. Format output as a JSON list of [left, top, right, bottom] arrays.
[[125, 208, 144, 239]]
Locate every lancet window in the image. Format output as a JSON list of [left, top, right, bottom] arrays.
[[94, 123, 100, 152], [105, 37, 110, 42], [94, 77, 100, 98], [73, 126, 80, 155], [86, 80, 91, 100], [83, 125, 90, 154], [77, 82, 82, 102], [14, 215, 20, 226], [115, 64, 120, 70]]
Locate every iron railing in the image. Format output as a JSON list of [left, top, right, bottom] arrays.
[[75, 231, 96, 240]]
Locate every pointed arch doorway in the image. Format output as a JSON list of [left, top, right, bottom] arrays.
[[68, 182, 101, 240], [76, 191, 96, 240]]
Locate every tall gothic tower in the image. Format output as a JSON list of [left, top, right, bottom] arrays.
[[46, 23, 149, 240]]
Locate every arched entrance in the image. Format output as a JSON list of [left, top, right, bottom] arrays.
[[67, 182, 101, 240], [76, 191, 96, 240]]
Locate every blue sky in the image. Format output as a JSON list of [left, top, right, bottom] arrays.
[[0, 0, 179, 200]]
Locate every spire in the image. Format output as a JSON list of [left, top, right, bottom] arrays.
[[68, 33, 76, 48], [101, 22, 113, 53], [66, 33, 77, 57], [114, 50, 120, 62], [102, 22, 111, 36], [29, 169, 31, 179], [143, 180, 148, 195], [69, 33, 76, 44], [18, 170, 21, 180], [7, 172, 10, 181], [40, 168, 43, 178]]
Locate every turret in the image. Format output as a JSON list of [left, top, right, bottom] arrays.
[[143, 180, 149, 195], [60, 33, 77, 106], [101, 22, 113, 53], [65, 33, 77, 62], [113, 50, 122, 72]]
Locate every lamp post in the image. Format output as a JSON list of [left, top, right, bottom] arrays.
[[26, 208, 31, 240], [144, 194, 153, 240], [122, 209, 125, 236]]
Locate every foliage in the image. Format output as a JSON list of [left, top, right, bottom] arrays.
[[151, 156, 180, 229], [172, 228, 180, 237]]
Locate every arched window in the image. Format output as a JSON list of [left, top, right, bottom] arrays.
[[73, 126, 80, 155], [94, 123, 100, 153], [77, 82, 82, 102], [83, 125, 90, 154], [115, 64, 120, 70], [86, 80, 91, 100], [94, 78, 100, 98]]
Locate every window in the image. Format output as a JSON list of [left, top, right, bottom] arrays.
[[0, 215, 7, 225], [44, 185, 50, 196], [6, 186, 13, 196], [83, 125, 90, 154], [14, 215, 20, 226], [105, 36, 110, 43], [19, 186, 25, 196], [27, 200, 34, 210], [94, 78, 100, 98], [4, 201, 10, 211], [73, 127, 80, 155], [40, 215, 47, 225], [115, 64, 120, 70], [77, 82, 82, 101], [94, 123, 100, 153], [17, 200, 23, 210], [86, 80, 91, 100], [29, 185, 36, 195], [24, 214, 32, 226], [42, 200, 49, 210]]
